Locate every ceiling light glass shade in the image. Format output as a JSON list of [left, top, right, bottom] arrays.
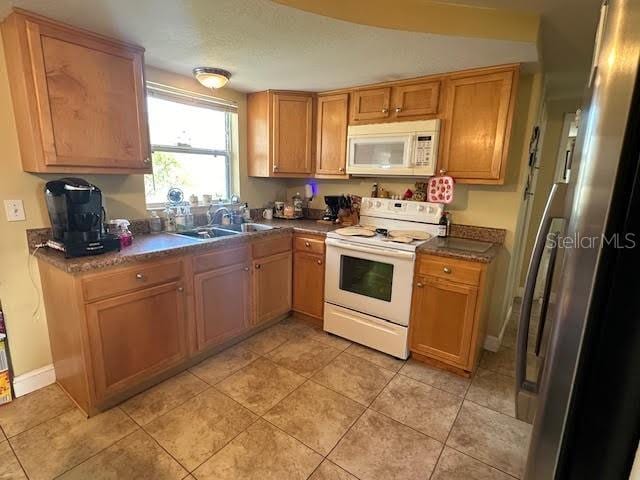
[[193, 67, 231, 89]]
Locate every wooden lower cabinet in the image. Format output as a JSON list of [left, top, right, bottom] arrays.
[[293, 251, 324, 320], [193, 262, 251, 352], [86, 281, 188, 402], [409, 254, 491, 373], [253, 251, 293, 325]]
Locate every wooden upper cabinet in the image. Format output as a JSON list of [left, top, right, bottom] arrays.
[[247, 90, 314, 177], [272, 92, 313, 175], [392, 81, 440, 118], [2, 10, 151, 174], [439, 67, 518, 184], [316, 93, 348, 176], [350, 87, 391, 122]]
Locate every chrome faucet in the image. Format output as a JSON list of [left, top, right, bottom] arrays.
[[208, 206, 231, 225]]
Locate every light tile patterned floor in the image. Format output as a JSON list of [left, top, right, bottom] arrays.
[[0, 314, 531, 480]]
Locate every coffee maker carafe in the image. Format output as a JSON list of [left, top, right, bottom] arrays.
[[45, 178, 120, 257]]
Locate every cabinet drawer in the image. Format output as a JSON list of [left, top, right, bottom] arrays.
[[82, 259, 183, 302], [252, 235, 292, 259], [193, 245, 250, 273], [294, 235, 325, 254], [417, 255, 481, 286]]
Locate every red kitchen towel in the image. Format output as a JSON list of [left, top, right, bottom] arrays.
[[428, 175, 455, 203]]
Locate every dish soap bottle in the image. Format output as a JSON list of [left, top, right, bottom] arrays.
[[437, 212, 448, 238]]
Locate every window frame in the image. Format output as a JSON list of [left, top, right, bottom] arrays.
[[144, 83, 236, 209]]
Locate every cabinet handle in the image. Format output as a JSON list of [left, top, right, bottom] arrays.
[[443, 267, 452, 274], [395, 107, 402, 113], [416, 282, 424, 288], [305, 241, 311, 248], [135, 273, 144, 280], [177, 286, 184, 292], [381, 108, 389, 114], [317, 259, 323, 265], [255, 264, 261, 269]]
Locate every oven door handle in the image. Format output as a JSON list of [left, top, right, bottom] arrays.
[[325, 238, 416, 260]]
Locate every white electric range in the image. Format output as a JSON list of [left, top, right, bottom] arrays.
[[324, 197, 444, 359]]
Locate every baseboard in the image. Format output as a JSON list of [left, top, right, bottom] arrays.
[[483, 303, 514, 352], [12, 364, 56, 397]]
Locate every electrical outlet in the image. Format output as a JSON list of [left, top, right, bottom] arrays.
[[4, 200, 26, 222]]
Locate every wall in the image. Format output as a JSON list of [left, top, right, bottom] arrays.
[[518, 97, 581, 287], [286, 74, 542, 337], [0, 39, 282, 376]]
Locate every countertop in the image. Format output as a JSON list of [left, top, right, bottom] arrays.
[[417, 237, 500, 263], [34, 219, 500, 273]]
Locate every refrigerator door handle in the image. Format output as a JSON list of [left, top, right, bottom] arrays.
[[517, 183, 568, 394]]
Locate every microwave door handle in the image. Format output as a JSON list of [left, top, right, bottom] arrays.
[[325, 238, 415, 260], [517, 182, 567, 395]]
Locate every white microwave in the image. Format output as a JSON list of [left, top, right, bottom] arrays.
[[346, 119, 440, 176]]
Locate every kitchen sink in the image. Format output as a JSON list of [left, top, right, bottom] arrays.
[[215, 223, 275, 233], [174, 227, 240, 241], [173, 223, 274, 241]]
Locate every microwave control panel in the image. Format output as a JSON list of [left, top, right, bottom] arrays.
[[414, 134, 436, 168]]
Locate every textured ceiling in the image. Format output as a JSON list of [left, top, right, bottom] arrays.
[[434, 0, 601, 76], [0, 0, 538, 92]]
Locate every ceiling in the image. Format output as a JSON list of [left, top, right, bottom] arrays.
[[433, 0, 602, 94], [0, 0, 539, 92]]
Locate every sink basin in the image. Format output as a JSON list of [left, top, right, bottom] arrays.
[[174, 227, 240, 241], [215, 223, 275, 233]]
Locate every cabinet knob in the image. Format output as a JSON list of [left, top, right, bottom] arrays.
[[443, 267, 452, 274], [381, 108, 389, 114], [255, 264, 261, 269], [273, 165, 279, 172], [317, 259, 323, 265], [135, 273, 144, 280], [338, 167, 345, 173], [439, 169, 447, 175], [416, 282, 424, 288], [177, 286, 184, 292], [305, 241, 311, 248], [243, 266, 250, 272], [395, 107, 402, 113]]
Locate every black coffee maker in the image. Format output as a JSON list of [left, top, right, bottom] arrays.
[[322, 195, 351, 222], [44, 178, 120, 257]]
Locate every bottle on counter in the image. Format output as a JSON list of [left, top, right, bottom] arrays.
[[149, 211, 162, 233], [437, 212, 448, 238], [371, 183, 378, 198], [292, 192, 303, 217]]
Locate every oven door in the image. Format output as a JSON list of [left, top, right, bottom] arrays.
[[324, 238, 415, 326]]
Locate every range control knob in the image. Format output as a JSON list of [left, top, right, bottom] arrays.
[[417, 205, 425, 212], [375, 201, 382, 208], [365, 200, 373, 209]]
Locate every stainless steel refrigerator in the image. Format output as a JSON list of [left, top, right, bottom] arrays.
[[517, 0, 640, 478]]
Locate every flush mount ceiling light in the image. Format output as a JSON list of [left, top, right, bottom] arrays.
[[193, 67, 231, 89]]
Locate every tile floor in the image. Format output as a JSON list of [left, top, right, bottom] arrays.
[[0, 312, 532, 480]]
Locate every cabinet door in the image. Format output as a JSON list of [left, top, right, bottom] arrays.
[[409, 275, 478, 368], [316, 94, 348, 176], [194, 263, 251, 352], [439, 69, 516, 184], [293, 251, 324, 320], [24, 18, 150, 170], [253, 251, 292, 325], [272, 93, 313, 175], [86, 282, 187, 402], [350, 87, 391, 122], [392, 81, 440, 118]]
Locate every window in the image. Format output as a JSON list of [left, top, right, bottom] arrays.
[[144, 84, 236, 206]]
